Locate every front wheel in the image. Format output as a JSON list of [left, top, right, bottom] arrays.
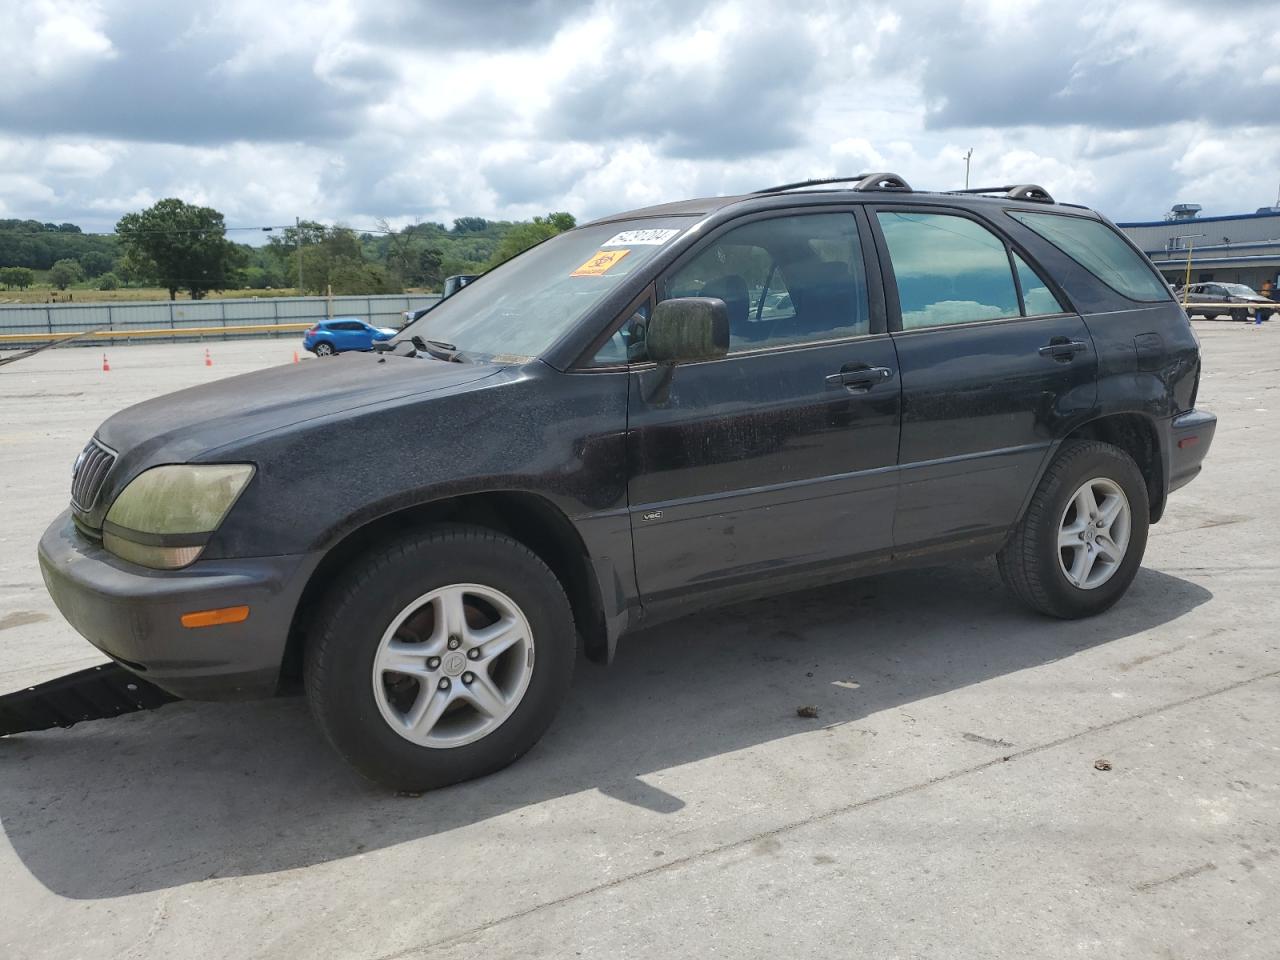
[[304, 525, 577, 791], [997, 440, 1149, 618]]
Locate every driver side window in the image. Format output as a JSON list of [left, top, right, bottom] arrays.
[[662, 213, 870, 353]]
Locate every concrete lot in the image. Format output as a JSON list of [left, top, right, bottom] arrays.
[[1, 328, 1277, 959]]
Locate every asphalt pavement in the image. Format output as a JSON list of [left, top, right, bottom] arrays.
[[1, 328, 1276, 959]]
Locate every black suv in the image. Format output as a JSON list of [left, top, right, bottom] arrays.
[[38, 174, 1216, 790]]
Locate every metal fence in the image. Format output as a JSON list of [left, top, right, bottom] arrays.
[[0, 293, 441, 346]]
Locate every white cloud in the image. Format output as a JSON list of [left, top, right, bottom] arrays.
[[0, 0, 1277, 235], [44, 143, 118, 178], [0, 0, 116, 98]]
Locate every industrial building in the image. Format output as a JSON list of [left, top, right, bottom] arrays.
[[1117, 204, 1280, 292]]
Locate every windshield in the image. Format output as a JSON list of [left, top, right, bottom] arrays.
[[1221, 283, 1258, 296], [396, 217, 697, 358]]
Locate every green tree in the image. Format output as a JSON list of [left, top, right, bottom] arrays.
[[328, 261, 398, 295], [97, 271, 120, 290], [116, 198, 247, 300], [546, 212, 576, 232], [80, 250, 115, 277], [487, 212, 576, 268], [0, 265, 35, 289], [242, 264, 286, 289], [416, 246, 444, 288], [267, 222, 388, 294], [452, 216, 489, 234], [48, 258, 84, 290]]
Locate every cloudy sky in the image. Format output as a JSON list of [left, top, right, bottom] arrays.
[[1, 0, 1277, 237]]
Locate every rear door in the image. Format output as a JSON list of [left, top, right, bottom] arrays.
[[869, 206, 1098, 556], [621, 209, 901, 611]]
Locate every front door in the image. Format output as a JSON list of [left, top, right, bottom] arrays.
[[870, 206, 1099, 555], [624, 210, 902, 612]]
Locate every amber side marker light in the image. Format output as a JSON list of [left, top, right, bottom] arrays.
[[1178, 436, 1199, 449], [181, 605, 250, 629]]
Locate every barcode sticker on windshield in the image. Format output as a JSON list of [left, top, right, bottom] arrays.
[[602, 229, 680, 247], [571, 249, 630, 277]]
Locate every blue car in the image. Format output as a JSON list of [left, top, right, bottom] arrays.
[[302, 317, 397, 357]]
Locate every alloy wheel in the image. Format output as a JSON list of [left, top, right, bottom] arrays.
[[1057, 477, 1131, 590], [371, 583, 535, 748]]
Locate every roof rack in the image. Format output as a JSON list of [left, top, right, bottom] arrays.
[[950, 184, 1055, 203], [755, 172, 913, 195]]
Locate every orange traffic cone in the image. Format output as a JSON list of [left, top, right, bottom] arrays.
[[102, 353, 110, 372], [292, 350, 299, 363], [204, 348, 213, 368]]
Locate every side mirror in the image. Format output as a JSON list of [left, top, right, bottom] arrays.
[[645, 297, 730, 364]]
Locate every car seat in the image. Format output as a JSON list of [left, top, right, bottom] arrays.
[[701, 275, 755, 344], [781, 260, 866, 339]]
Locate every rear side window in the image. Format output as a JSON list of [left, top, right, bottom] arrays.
[[1008, 211, 1170, 302], [877, 211, 1020, 329]]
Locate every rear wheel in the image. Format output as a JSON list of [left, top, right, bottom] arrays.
[[1201, 313, 1219, 321], [314, 341, 336, 357], [304, 525, 577, 791], [997, 440, 1149, 618]]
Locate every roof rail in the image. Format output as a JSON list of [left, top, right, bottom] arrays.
[[950, 184, 1055, 203], [755, 172, 913, 195]]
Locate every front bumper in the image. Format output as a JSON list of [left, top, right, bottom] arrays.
[[1165, 408, 1217, 494], [38, 510, 314, 700]]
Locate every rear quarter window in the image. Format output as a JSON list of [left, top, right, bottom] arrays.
[[1007, 211, 1170, 303]]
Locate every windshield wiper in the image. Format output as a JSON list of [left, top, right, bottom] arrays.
[[413, 337, 466, 363]]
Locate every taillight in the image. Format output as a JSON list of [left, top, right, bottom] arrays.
[[307, 326, 320, 335]]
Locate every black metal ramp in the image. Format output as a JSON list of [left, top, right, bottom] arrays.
[[0, 662, 179, 736]]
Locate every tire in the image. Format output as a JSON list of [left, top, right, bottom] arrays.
[[314, 342, 336, 357], [304, 524, 577, 791], [1201, 313, 1218, 321], [997, 440, 1149, 619]]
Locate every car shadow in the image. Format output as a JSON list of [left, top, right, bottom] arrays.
[[0, 562, 1210, 899]]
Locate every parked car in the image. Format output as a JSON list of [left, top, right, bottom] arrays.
[[401, 274, 481, 325], [1178, 282, 1273, 321], [302, 317, 397, 356], [39, 174, 1215, 791]]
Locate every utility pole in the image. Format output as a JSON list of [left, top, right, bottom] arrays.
[[963, 148, 973, 189], [1172, 233, 1205, 304], [295, 216, 304, 295]]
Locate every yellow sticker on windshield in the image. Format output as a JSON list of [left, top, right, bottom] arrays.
[[571, 249, 630, 277]]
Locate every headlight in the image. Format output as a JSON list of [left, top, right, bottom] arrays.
[[102, 464, 255, 569]]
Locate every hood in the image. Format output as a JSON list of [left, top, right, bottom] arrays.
[[96, 352, 499, 465]]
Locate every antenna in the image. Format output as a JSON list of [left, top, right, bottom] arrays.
[[963, 148, 973, 189]]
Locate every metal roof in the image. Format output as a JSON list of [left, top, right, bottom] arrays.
[[1117, 210, 1280, 228]]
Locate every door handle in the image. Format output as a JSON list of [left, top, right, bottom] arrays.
[[1038, 338, 1088, 360], [825, 365, 894, 392]]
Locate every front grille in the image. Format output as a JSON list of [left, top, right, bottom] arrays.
[[70, 438, 117, 513]]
